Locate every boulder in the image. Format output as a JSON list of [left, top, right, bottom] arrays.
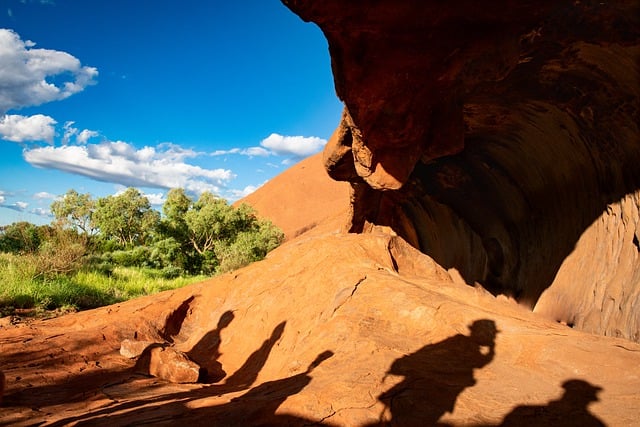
[[136, 345, 201, 384]]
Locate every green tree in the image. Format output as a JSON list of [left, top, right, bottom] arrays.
[[0, 221, 48, 253], [215, 218, 284, 273], [93, 188, 160, 247], [51, 189, 97, 236], [157, 189, 284, 275], [160, 188, 191, 242], [184, 191, 235, 255]]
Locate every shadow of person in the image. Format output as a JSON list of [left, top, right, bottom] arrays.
[[224, 321, 287, 390], [187, 310, 235, 383], [373, 319, 499, 426], [218, 350, 335, 425], [500, 379, 605, 427]]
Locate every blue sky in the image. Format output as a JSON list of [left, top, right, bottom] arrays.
[[0, 0, 342, 226]]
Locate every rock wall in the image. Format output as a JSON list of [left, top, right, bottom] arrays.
[[283, 1, 640, 340]]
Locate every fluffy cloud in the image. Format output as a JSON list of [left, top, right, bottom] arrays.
[[260, 133, 326, 157], [32, 207, 51, 217], [23, 140, 233, 194], [62, 121, 98, 145], [211, 134, 326, 160], [33, 191, 56, 200], [0, 29, 98, 114], [225, 183, 263, 201], [0, 200, 28, 212], [0, 114, 57, 143], [142, 192, 165, 206]]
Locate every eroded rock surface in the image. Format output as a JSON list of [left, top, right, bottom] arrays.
[[284, 0, 640, 340], [1, 234, 639, 426]]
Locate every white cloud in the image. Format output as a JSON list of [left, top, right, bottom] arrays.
[[76, 128, 98, 144], [0, 200, 28, 212], [0, 29, 97, 114], [260, 133, 326, 157], [210, 134, 326, 161], [242, 146, 271, 157], [224, 182, 266, 202], [33, 191, 56, 200], [211, 148, 241, 156], [144, 192, 166, 206], [32, 207, 51, 217], [23, 140, 234, 194], [0, 114, 57, 143]]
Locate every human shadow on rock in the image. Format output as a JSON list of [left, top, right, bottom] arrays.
[[70, 350, 335, 427], [499, 379, 605, 427], [50, 320, 289, 426], [187, 309, 235, 383], [369, 319, 499, 426]]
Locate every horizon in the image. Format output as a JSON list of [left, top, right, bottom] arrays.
[[0, 0, 342, 226]]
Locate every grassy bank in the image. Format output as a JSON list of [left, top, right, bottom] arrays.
[[0, 253, 207, 317]]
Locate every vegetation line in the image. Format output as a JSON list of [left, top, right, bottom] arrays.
[[0, 187, 283, 318]]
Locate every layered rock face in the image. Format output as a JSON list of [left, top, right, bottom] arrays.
[[283, 1, 640, 340]]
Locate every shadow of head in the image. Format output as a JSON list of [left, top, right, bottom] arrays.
[[561, 379, 602, 404], [218, 310, 235, 329], [468, 319, 499, 346]]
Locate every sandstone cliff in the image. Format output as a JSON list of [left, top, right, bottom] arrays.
[[284, 0, 640, 341]]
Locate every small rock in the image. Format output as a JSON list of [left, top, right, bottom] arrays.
[[119, 339, 159, 359], [138, 346, 201, 384]]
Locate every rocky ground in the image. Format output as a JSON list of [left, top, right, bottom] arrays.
[[1, 154, 639, 426]]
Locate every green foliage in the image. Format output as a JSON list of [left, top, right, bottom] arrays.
[[92, 187, 160, 247], [0, 257, 205, 313], [214, 219, 284, 273], [156, 191, 284, 274], [0, 221, 49, 254], [51, 189, 97, 236], [0, 185, 284, 317]]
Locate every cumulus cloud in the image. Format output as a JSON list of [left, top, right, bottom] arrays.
[[32, 207, 52, 217], [0, 29, 98, 114], [23, 140, 234, 194], [61, 121, 99, 145], [77, 128, 98, 144], [226, 183, 263, 201], [260, 133, 326, 157], [33, 191, 56, 200], [0, 113, 57, 143], [143, 192, 166, 206], [1, 200, 28, 212], [210, 133, 326, 160]]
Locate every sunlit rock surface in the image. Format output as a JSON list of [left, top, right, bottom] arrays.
[[284, 0, 640, 341]]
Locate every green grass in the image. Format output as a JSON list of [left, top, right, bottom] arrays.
[[0, 253, 207, 317]]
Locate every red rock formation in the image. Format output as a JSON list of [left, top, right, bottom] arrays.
[[1, 2, 640, 425], [283, 0, 640, 341], [239, 152, 350, 240], [1, 233, 639, 425]]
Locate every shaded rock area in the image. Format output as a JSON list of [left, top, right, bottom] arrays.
[[283, 0, 640, 341], [1, 233, 640, 426], [2, 1, 640, 425]]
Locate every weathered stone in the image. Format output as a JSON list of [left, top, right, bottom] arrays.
[[119, 339, 159, 359], [284, 0, 640, 341], [137, 346, 200, 384]]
